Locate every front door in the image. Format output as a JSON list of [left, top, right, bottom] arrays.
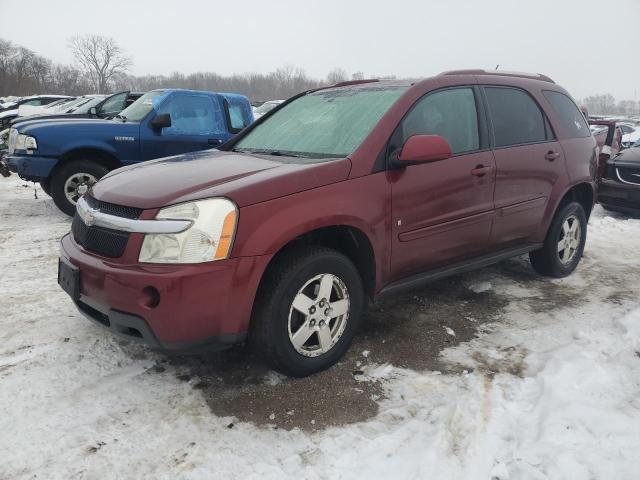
[[390, 87, 496, 281], [140, 92, 228, 161]]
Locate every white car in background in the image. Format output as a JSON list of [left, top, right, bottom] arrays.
[[252, 99, 284, 119], [619, 123, 640, 148]]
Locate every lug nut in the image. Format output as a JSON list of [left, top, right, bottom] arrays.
[[310, 319, 316, 327], [319, 320, 325, 327], [309, 306, 316, 314], [324, 308, 330, 316]]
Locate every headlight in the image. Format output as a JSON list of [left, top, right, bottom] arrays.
[[15, 133, 37, 152], [139, 198, 238, 264]]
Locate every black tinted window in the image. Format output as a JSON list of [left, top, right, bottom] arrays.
[[543, 90, 590, 138], [402, 88, 479, 154], [485, 87, 547, 147]]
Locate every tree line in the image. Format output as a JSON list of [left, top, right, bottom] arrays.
[[1, 35, 638, 113]]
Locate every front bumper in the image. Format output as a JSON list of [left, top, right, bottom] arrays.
[[60, 233, 272, 350], [598, 178, 640, 215], [6, 153, 58, 180]]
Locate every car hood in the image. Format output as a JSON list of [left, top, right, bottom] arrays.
[[91, 149, 352, 209], [17, 117, 123, 134], [610, 147, 640, 167], [12, 113, 93, 129]]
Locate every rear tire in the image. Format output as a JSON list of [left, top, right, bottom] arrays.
[[529, 201, 587, 278], [50, 160, 108, 216], [251, 246, 364, 377]]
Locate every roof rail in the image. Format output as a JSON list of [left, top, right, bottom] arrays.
[[439, 69, 555, 84], [330, 79, 380, 88]]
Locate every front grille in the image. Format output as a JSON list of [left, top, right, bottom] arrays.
[[617, 167, 640, 186], [84, 194, 143, 219], [72, 195, 142, 258]]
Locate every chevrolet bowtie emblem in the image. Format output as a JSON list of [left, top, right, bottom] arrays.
[[78, 204, 98, 227]]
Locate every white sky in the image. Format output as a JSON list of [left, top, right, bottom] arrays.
[[1, 0, 638, 100]]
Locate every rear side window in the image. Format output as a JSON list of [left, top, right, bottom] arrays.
[[485, 87, 548, 147], [157, 94, 225, 135], [224, 97, 251, 133], [543, 90, 590, 138], [401, 87, 479, 155]]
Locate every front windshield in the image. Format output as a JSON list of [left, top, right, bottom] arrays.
[[70, 96, 105, 113], [117, 90, 165, 121], [235, 85, 407, 158], [56, 97, 86, 112]]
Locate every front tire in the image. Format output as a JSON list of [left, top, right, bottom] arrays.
[[50, 160, 108, 216], [529, 201, 587, 278], [251, 247, 364, 377]]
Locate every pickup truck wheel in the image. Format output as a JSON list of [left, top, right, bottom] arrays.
[[251, 247, 364, 377], [529, 201, 587, 278], [51, 160, 108, 216], [39, 179, 51, 197]]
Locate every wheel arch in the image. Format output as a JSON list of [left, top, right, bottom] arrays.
[[254, 224, 378, 302], [49, 147, 121, 179]]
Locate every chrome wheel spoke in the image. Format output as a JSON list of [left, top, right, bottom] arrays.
[[317, 325, 333, 353], [292, 293, 314, 314], [330, 299, 349, 318], [317, 274, 334, 302], [291, 320, 314, 350]]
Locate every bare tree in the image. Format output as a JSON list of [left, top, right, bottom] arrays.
[[326, 68, 348, 84], [68, 35, 132, 93]]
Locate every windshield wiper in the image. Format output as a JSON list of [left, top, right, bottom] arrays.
[[233, 148, 307, 158]]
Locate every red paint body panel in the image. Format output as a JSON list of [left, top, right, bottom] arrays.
[[61, 72, 597, 348]]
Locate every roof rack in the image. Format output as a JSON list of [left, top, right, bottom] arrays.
[[330, 79, 380, 88], [439, 69, 555, 84]]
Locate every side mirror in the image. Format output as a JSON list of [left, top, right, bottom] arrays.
[[88, 106, 98, 116], [151, 113, 171, 130], [395, 135, 452, 165]]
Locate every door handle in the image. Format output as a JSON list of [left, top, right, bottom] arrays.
[[470, 165, 492, 177], [208, 138, 222, 145], [545, 150, 560, 161]]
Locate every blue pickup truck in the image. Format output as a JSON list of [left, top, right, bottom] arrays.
[[4, 89, 254, 215]]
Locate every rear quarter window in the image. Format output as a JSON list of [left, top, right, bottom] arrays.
[[543, 90, 590, 139]]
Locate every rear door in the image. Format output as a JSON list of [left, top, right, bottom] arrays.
[[140, 92, 229, 160], [390, 86, 496, 280], [483, 86, 564, 246]]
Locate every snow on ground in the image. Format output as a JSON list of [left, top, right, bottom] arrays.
[[1, 175, 640, 480]]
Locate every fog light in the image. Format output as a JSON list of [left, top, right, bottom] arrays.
[[140, 286, 160, 309]]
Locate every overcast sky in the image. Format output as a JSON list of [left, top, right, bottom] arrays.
[[1, 0, 638, 100]]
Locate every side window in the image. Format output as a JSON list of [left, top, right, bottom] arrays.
[[23, 99, 42, 106], [484, 87, 548, 147], [401, 88, 479, 155], [157, 94, 225, 135], [99, 92, 128, 115], [542, 90, 590, 138], [225, 99, 250, 133]]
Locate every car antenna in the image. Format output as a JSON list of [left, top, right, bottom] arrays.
[[495, 64, 500, 70]]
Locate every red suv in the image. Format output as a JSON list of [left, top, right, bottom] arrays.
[[58, 70, 597, 376]]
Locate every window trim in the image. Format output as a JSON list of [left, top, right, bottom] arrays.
[[481, 85, 556, 150], [541, 89, 590, 139], [380, 85, 489, 171], [223, 99, 247, 134]]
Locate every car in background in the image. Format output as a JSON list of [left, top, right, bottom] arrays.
[[620, 123, 640, 148], [589, 120, 622, 179], [252, 100, 284, 119], [1, 95, 78, 128], [6, 89, 253, 215], [0, 94, 72, 114], [4, 92, 143, 128], [57, 71, 596, 377], [598, 141, 640, 215]]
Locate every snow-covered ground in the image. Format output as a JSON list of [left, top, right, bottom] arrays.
[[1, 175, 639, 480]]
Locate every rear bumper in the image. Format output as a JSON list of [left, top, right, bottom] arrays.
[[60, 233, 272, 350], [598, 178, 640, 214], [7, 153, 58, 180]]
